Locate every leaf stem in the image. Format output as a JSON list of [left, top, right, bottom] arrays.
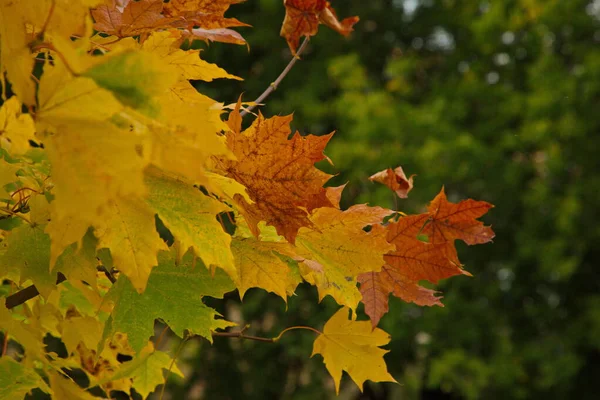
[[30, 43, 78, 76], [159, 336, 188, 400], [272, 325, 322, 342], [240, 37, 310, 117]]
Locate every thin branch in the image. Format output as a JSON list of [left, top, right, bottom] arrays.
[[211, 331, 275, 343], [240, 37, 310, 117], [4, 273, 66, 309], [4, 266, 111, 309]]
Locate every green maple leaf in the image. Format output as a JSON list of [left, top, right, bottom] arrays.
[[104, 248, 235, 353]]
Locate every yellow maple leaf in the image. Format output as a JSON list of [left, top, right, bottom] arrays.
[[0, 97, 36, 155], [295, 205, 394, 310], [312, 307, 397, 394], [142, 31, 239, 81], [0, 1, 37, 106], [231, 237, 300, 301]]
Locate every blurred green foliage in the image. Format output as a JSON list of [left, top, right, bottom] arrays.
[[168, 0, 600, 399]]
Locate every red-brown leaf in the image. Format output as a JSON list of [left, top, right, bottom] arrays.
[[423, 188, 495, 245], [359, 265, 443, 328]]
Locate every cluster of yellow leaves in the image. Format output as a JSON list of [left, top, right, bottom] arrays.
[[0, 0, 494, 398]]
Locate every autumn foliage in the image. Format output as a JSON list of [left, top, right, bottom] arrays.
[[0, 0, 493, 398]]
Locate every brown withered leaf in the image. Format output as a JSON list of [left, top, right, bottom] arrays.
[[281, 0, 359, 54], [422, 187, 495, 245], [358, 266, 443, 328], [369, 166, 415, 199], [217, 111, 334, 243]]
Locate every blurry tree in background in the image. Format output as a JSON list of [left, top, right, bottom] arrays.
[[165, 0, 600, 399]]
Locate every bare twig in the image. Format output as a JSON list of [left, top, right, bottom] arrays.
[[240, 37, 310, 117], [211, 331, 275, 343], [4, 273, 66, 309]]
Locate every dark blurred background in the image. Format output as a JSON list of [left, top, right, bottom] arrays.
[[163, 1, 600, 399]]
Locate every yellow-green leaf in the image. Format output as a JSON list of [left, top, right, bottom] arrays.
[[145, 169, 235, 276], [0, 358, 51, 400]]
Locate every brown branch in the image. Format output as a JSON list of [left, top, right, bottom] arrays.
[[240, 37, 310, 117], [4, 273, 66, 309], [4, 265, 116, 310], [211, 331, 275, 343]]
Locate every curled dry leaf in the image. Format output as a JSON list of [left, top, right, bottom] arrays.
[[369, 166, 415, 199], [92, 0, 247, 45], [281, 0, 359, 54]]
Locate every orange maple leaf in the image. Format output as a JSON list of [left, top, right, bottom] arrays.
[[218, 110, 334, 243], [369, 166, 415, 199], [358, 188, 495, 327], [281, 0, 359, 54], [422, 188, 495, 245], [359, 266, 443, 328]]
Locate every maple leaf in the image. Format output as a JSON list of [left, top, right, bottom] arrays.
[[82, 50, 178, 115], [296, 205, 395, 310], [0, 97, 36, 155], [142, 31, 240, 81], [217, 111, 334, 242], [281, 0, 360, 54], [0, 1, 37, 106], [369, 166, 415, 199], [106, 343, 184, 398], [358, 189, 494, 326], [163, 0, 248, 32], [92, 0, 178, 38], [231, 237, 301, 301], [104, 248, 235, 353], [358, 265, 443, 328], [0, 358, 52, 399], [422, 188, 495, 245], [0, 224, 57, 298], [312, 307, 396, 394], [151, 81, 232, 182], [144, 168, 236, 277], [49, 371, 97, 400], [93, 197, 168, 293]]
